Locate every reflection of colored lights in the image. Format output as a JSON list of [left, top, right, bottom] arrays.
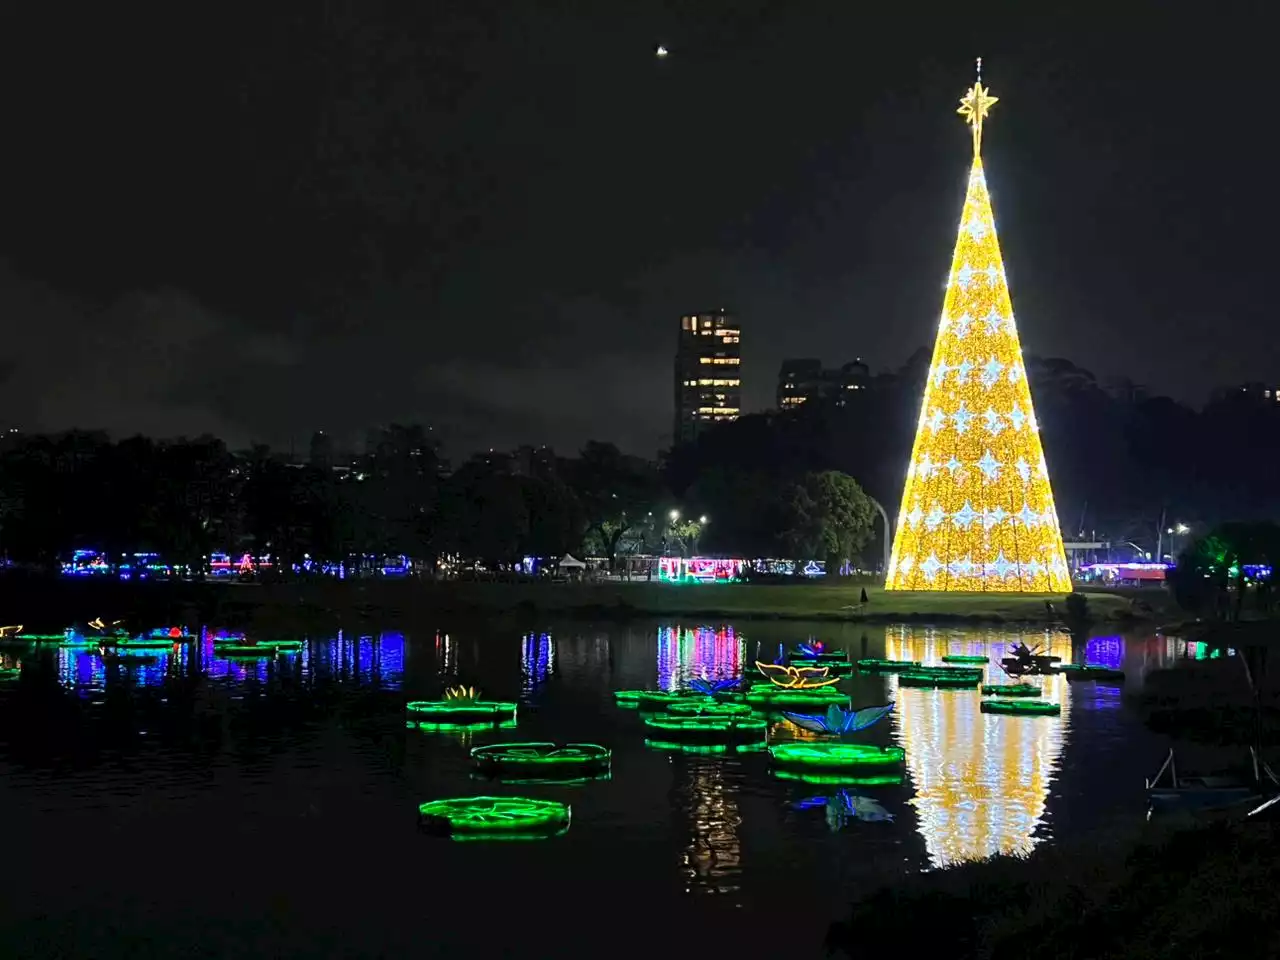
[[655, 625, 742, 692], [887, 625, 1071, 867], [521, 633, 555, 694], [436, 632, 454, 675], [1083, 636, 1124, 670]]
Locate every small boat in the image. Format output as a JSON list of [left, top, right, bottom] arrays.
[[1146, 748, 1264, 816]]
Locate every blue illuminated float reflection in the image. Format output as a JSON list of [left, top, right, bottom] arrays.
[[521, 632, 555, 695]]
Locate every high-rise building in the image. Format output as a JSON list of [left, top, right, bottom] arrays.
[[673, 310, 741, 443], [776, 359, 869, 410]]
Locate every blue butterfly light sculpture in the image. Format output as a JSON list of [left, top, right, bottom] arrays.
[[782, 702, 894, 737], [688, 677, 741, 696], [796, 791, 894, 830]]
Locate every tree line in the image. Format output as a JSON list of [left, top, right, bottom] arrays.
[[0, 427, 877, 576]]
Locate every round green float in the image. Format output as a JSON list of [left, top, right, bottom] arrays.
[[471, 742, 610, 779], [769, 742, 906, 774], [406, 700, 518, 724], [644, 739, 767, 755], [101, 637, 177, 650], [13, 632, 65, 642], [666, 699, 753, 718], [911, 665, 983, 678], [941, 655, 989, 664], [981, 698, 1061, 716], [614, 690, 714, 712], [743, 688, 850, 710], [981, 683, 1043, 697], [856, 659, 921, 672], [417, 796, 570, 841], [642, 715, 767, 745], [270, 639, 305, 651], [772, 769, 904, 787], [897, 672, 980, 689]]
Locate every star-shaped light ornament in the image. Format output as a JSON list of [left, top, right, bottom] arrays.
[[958, 78, 999, 155], [982, 307, 1004, 336], [952, 312, 974, 338]]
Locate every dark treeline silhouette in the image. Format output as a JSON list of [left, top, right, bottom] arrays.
[[1, 355, 1276, 575], [670, 353, 1280, 549]]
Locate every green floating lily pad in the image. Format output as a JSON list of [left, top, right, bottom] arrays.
[[769, 742, 906, 772], [981, 698, 1061, 716], [666, 700, 753, 718], [471, 742, 610, 779], [897, 672, 980, 689], [981, 683, 1042, 697], [941, 655, 989, 664], [856, 659, 921, 672], [613, 690, 715, 712], [644, 740, 768, 755], [418, 796, 570, 840], [743, 688, 850, 710], [642, 715, 767, 744], [406, 700, 518, 724]]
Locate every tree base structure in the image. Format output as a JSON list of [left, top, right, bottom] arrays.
[[941, 655, 989, 664], [769, 743, 906, 782], [897, 672, 981, 689], [406, 700, 519, 725], [417, 797, 570, 841], [980, 683, 1042, 697], [613, 690, 715, 712], [856, 659, 921, 673], [1056, 665, 1125, 683], [743, 688, 850, 711], [642, 715, 767, 746], [470, 743, 610, 781], [980, 698, 1061, 716]]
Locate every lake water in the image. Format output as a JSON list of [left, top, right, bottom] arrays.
[[0, 621, 1187, 958]]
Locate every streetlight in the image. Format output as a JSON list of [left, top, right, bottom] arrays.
[[669, 509, 680, 522], [699, 515, 708, 524]]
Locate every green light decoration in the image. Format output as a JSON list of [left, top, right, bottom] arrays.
[[0, 665, 20, 679], [642, 715, 768, 745], [856, 659, 922, 672], [744, 688, 851, 710], [11, 633, 61, 642], [769, 742, 906, 773], [644, 739, 769, 755], [471, 743, 611, 780], [897, 672, 981, 689], [980, 698, 1061, 716], [406, 700, 518, 724], [772, 768, 905, 787], [665, 700, 754, 718], [216, 644, 280, 658], [911, 665, 984, 678], [101, 637, 178, 650], [417, 796, 571, 841], [941, 655, 989, 664], [1055, 665, 1125, 683], [612, 690, 715, 712], [409, 719, 519, 734], [980, 683, 1042, 697]]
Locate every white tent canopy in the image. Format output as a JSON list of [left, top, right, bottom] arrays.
[[558, 554, 587, 568]]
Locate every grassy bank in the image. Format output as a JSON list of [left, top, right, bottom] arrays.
[[827, 820, 1280, 958], [0, 575, 1140, 628]]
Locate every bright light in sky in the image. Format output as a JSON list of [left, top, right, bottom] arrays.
[[655, 45, 669, 58]]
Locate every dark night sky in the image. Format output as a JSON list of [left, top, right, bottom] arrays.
[[0, 2, 1273, 458]]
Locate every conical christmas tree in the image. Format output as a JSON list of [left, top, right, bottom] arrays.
[[886, 69, 1070, 592]]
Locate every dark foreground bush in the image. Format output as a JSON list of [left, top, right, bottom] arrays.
[[827, 821, 1280, 959]]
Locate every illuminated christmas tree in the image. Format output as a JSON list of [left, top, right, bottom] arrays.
[[886, 64, 1070, 592]]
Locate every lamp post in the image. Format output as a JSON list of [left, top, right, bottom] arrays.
[[868, 496, 892, 582]]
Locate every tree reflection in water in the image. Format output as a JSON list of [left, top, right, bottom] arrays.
[[887, 625, 1072, 867]]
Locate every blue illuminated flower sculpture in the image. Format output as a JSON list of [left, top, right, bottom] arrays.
[[796, 641, 825, 657], [782, 702, 894, 738], [796, 790, 894, 830], [688, 677, 741, 696]]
